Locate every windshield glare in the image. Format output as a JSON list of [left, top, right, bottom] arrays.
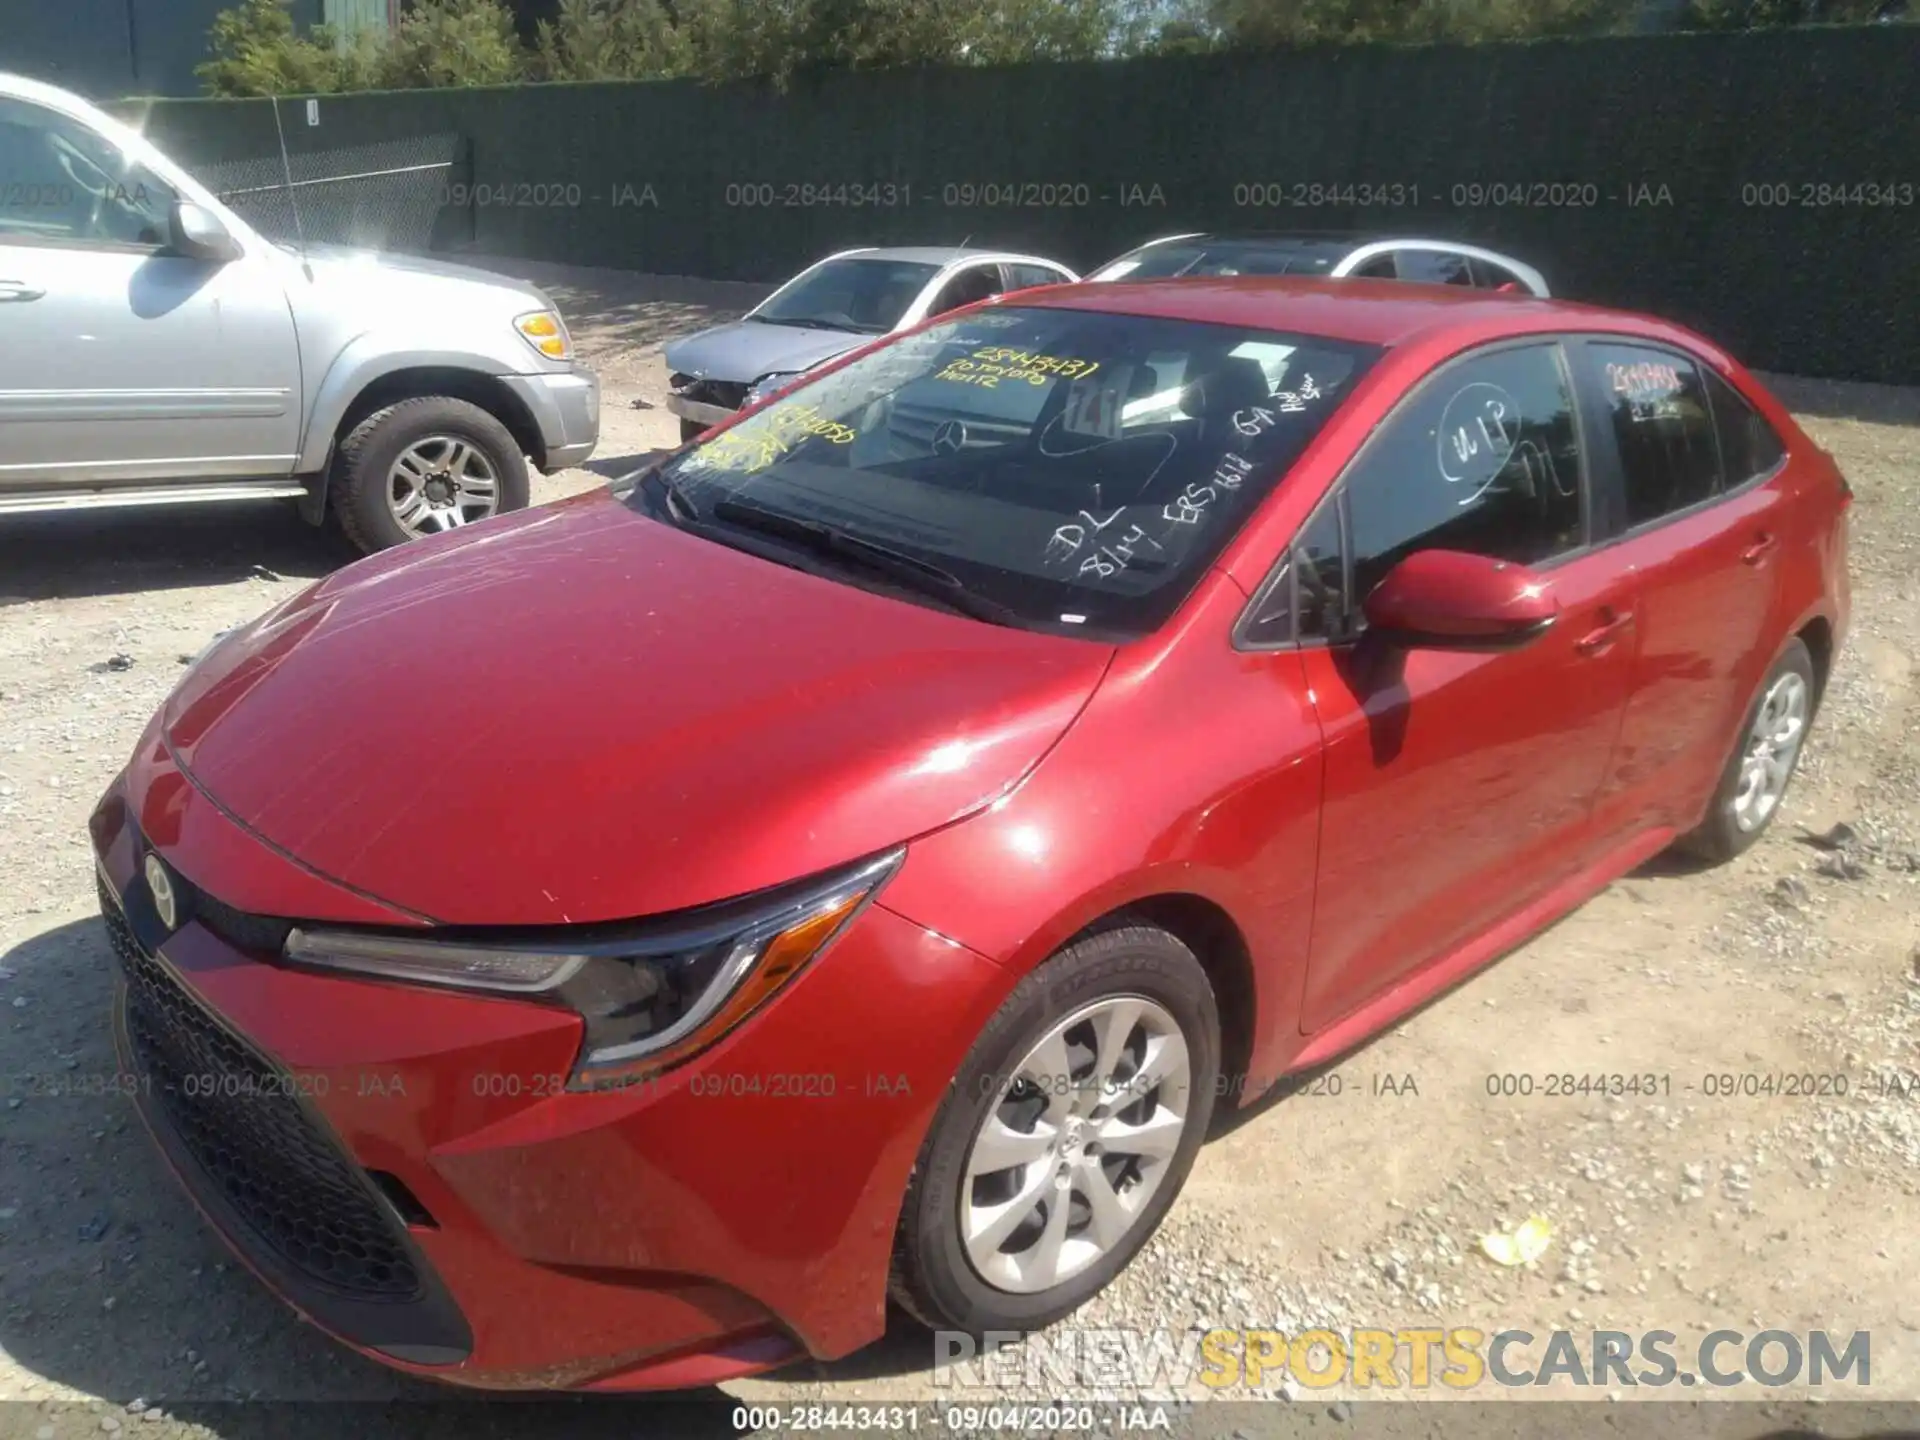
[[751, 257, 942, 334], [642, 305, 1380, 639]]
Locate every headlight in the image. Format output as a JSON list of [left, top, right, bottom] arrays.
[[514, 309, 573, 362], [183, 625, 237, 676], [746, 371, 801, 406], [281, 848, 902, 1087]]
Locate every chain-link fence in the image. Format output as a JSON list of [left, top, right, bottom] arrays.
[[193, 131, 467, 254]]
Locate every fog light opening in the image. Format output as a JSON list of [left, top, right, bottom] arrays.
[[367, 1170, 437, 1230]]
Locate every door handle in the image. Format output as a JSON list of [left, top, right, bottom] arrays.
[[0, 281, 45, 303], [1741, 532, 1780, 566], [1575, 610, 1636, 655]]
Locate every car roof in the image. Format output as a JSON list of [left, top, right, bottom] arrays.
[[1009, 275, 1697, 354], [1, 72, 96, 111], [1124, 232, 1537, 263], [1136, 231, 1377, 249], [830, 245, 1046, 266]]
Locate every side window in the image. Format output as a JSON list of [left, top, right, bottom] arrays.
[[1241, 501, 1346, 646], [1394, 249, 1473, 287], [0, 98, 175, 248], [1003, 263, 1066, 291], [1348, 253, 1397, 280], [1589, 343, 1722, 527], [1346, 343, 1585, 604], [927, 264, 1005, 316], [1468, 257, 1527, 292], [1703, 367, 1787, 485]]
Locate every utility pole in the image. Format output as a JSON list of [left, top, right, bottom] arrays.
[[123, 0, 140, 87]]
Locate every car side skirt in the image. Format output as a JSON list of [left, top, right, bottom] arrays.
[[1273, 822, 1679, 1082]]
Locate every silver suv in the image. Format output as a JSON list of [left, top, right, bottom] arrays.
[[0, 75, 599, 552]]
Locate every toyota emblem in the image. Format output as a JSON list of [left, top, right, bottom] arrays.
[[144, 854, 178, 933]]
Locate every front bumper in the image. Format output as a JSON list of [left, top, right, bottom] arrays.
[[500, 368, 600, 473], [665, 394, 740, 428], [90, 756, 1011, 1391]]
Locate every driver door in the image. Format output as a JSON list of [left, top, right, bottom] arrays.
[[0, 95, 301, 491], [1286, 340, 1640, 1032]]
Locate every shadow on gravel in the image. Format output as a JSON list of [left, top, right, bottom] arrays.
[[0, 504, 350, 605], [457, 257, 773, 359]]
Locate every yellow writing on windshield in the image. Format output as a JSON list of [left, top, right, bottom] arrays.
[[692, 403, 858, 471], [936, 349, 1100, 389]]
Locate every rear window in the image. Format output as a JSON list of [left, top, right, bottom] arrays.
[[1091, 241, 1344, 282], [639, 306, 1383, 639], [1704, 368, 1787, 483]]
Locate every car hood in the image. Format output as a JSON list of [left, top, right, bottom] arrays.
[[161, 492, 1111, 926], [277, 242, 551, 312], [663, 320, 867, 386]]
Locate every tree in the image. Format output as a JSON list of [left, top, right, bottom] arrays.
[[370, 0, 527, 88], [1204, 0, 1622, 45], [532, 0, 695, 81], [1680, 0, 1904, 24], [198, 0, 359, 96]]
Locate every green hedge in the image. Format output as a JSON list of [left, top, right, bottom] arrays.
[[121, 26, 1920, 383]]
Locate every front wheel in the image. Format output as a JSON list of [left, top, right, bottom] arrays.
[[332, 396, 530, 554], [679, 418, 708, 444], [890, 923, 1219, 1335], [1680, 637, 1816, 862]]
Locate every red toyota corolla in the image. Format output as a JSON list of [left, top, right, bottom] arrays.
[[91, 278, 1848, 1391]]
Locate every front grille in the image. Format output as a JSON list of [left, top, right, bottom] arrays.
[[192, 887, 293, 956], [671, 374, 748, 411], [102, 878, 422, 1300]]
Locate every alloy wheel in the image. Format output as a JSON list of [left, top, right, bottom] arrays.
[[1732, 670, 1809, 832], [387, 436, 501, 536], [959, 995, 1193, 1294]]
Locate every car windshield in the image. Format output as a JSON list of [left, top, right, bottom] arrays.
[[751, 257, 943, 334], [1092, 240, 1347, 282], [633, 305, 1382, 640]]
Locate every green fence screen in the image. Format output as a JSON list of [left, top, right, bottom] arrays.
[[118, 26, 1920, 384]]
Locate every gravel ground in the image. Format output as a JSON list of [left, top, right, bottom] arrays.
[[1, 264, 1917, 1440]]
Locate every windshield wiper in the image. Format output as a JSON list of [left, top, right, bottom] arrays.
[[754, 315, 866, 333], [709, 499, 1016, 625], [643, 469, 700, 524]]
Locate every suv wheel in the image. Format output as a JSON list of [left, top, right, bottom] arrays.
[[680, 419, 708, 444], [890, 923, 1219, 1335], [333, 397, 530, 554]]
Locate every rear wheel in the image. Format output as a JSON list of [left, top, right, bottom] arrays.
[[332, 397, 529, 555], [1680, 637, 1816, 862], [890, 924, 1219, 1334]]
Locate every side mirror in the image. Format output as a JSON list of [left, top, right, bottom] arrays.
[[1361, 549, 1559, 650], [167, 200, 243, 264]]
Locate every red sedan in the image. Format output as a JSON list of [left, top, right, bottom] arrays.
[[91, 278, 1849, 1390]]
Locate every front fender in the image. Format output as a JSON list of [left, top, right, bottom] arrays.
[[297, 335, 534, 474], [878, 580, 1327, 1088]]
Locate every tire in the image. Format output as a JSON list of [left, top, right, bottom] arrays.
[[890, 923, 1220, 1336], [1679, 637, 1817, 863], [332, 396, 530, 555], [680, 418, 708, 444]]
